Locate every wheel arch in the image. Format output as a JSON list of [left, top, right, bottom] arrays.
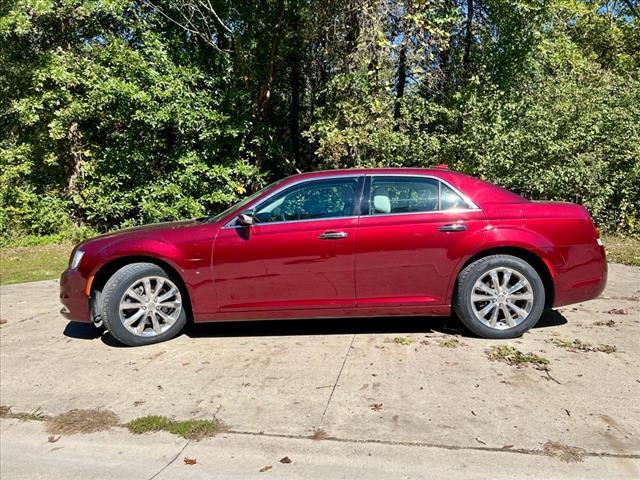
[[455, 246, 555, 308], [90, 255, 193, 321]]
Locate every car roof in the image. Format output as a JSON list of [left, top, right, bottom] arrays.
[[285, 168, 526, 206]]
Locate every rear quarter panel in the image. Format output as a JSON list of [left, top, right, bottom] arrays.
[[468, 202, 607, 307]]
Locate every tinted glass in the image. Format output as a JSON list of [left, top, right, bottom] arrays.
[[369, 177, 439, 214], [440, 182, 467, 210], [254, 178, 358, 223]]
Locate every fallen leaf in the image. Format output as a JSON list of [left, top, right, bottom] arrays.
[[310, 428, 327, 440], [183, 457, 197, 465], [475, 437, 486, 445], [606, 308, 628, 315], [259, 465, 273, 472], [48, 435, 61, 443], [369, 403, 383, 411], [502, 444, 513, 449], [279, 456, 292, 464], [0, 319, 7, 325]]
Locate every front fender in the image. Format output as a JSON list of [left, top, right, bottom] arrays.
[[88, 238, 185, 278]]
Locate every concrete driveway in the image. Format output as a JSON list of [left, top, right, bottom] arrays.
[[1, 263, 639, 479]]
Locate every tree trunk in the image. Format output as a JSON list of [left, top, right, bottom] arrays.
[[462, 0, 474, 77], [255, 0, 286, 122], [66, 122, 83, 225], [290, 2, 302, 166], [393, 43, 407, 130]]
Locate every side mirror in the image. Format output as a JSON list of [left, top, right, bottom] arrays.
[[236, 211, 254, 226]]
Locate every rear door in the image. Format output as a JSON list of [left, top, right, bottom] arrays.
[[355, 175, 486, 307]]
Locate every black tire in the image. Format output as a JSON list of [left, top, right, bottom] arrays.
[[453, 254, 545, 339], [100, 262, 188, 346]]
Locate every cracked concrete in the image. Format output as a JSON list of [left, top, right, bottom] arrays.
[[1, 263, 639, 478]]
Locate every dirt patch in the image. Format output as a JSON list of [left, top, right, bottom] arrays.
[[594, 320, 616, 327], [606, 308, 628, 315], [439, 338, 463, 348], [46, 409, 119, 435], [1, 406, 46, 421], [549, 338, 617, 354], [543, 440, 586, 463], [485, 345, 550, 370]]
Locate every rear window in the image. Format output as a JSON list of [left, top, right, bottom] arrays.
[[368, 176, 472, 215]]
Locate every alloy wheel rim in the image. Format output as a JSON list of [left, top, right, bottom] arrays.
[[470, 267, 533, 330], [119, 276, 182, 337]]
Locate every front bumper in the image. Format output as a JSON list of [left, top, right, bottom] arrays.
[[60, 268, 91, 322]]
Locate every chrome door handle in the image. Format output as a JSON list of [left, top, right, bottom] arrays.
[[319, 231, 348, 239], [438, 223, 468, 232]]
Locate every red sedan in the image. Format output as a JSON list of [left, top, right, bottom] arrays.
[[60, 168, 607, 346]]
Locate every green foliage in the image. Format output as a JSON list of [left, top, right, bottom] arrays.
[[1, 0, 638, 240]]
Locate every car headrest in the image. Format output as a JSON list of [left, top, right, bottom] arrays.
[[373, 194, 391, 214]]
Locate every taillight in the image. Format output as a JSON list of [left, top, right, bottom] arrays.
[[589, 214, 603, 246]]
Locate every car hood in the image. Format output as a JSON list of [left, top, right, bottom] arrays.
[[78, 219, 206, 251]]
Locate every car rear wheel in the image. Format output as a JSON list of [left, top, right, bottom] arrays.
[[100, 263, 187, 346], [453, 255, 545, 339]]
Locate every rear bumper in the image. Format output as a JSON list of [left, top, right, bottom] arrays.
[[60, 268, 91, 323], [553, 244, 607, 307]]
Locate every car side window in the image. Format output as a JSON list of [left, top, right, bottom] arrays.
[[369, 177, 439, 214], [368, 176, 469, 215], [439, 182, 467, 210], [254, 178, 358, 223]]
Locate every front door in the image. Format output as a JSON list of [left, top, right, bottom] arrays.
[[212, 176, 362, 311], [355, 175, 486, 307]]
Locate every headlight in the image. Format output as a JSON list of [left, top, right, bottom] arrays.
[[70, 250, 85, 270]]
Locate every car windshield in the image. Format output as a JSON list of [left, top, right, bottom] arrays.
[[205, 178, 286, 223]]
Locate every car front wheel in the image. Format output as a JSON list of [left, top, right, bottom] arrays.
[[453, 254, 545, 339], [100, 262, 188, 346]]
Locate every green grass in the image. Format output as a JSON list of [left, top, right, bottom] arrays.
[[0, 243, 71, 285], [603, 235, 640, 266], [127, 415, 224, 440]]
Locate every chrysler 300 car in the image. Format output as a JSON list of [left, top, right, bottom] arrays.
[[60, 168, 607, 346]]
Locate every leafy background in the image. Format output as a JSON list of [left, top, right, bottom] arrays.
[[1, 0, 639, 245]]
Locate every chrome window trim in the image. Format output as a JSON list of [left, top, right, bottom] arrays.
[[222, 174, 363, 228], [221, 171, 481, 229], [366, 173, 480, 212], [359, 207, 482, 220]]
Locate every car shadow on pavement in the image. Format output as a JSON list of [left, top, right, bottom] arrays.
[[62, 309, 568, 347], [63, 322, 103, 340], [184, 315, 464, 339], [183, 308, 567, 340]]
